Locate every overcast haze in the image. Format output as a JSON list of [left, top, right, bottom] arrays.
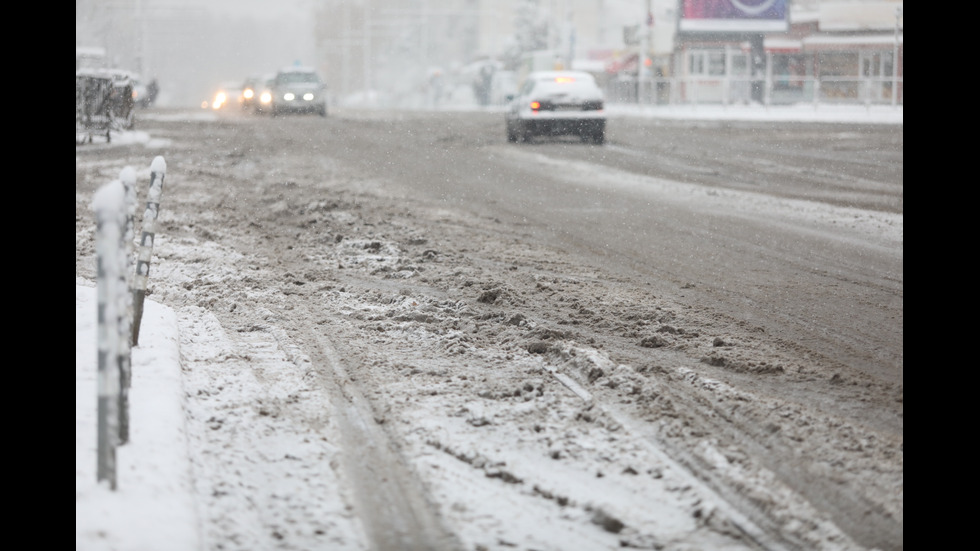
[[76, 0, 671, 109], [77, 0, 317, 107]]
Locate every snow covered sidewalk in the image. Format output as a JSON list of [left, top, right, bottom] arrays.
[[75, 279, 201, 551]]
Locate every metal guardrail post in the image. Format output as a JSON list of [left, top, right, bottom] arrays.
[[94, 180, 127, 490], [132, 156, 166, 347], [116, 167, 137, 443]]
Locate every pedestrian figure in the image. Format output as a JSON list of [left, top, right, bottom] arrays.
[[428, 70, 444, 108], [474, 64, 495, 106], [147, 79, 159, 106]]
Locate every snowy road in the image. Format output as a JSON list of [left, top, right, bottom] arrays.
[[76, 107, 902, 551]]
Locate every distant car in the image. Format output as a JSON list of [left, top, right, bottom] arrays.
[[103, 69, 138, 129], [131, 78, 150, 108], [240, 75, 263, 112], [252, 74, 276, 114], [267, 67, 327, 117], [211, 81, 243, 110], [505, 70, 605, 145]]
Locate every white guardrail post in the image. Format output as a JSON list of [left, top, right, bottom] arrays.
[[131, 156, 166, 347], [93, 180, 127, 490], [91, 157, 167, 490]]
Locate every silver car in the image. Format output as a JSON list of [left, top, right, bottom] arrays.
[[505, 70, 606, 145], [268, 67, 327, 117]]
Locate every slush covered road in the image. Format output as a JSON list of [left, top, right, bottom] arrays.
[[76, 107, 902, 551]]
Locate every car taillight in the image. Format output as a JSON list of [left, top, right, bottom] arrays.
[[530, 101, 541, 112]]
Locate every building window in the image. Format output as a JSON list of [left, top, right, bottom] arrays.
[[817, 52, 857, 77], [817, 51, 859, 99], [772, 54, 808, 90], [688, 50, 727, 76]]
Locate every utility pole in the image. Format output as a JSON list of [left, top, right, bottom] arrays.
[[363, 0, 372, 93], [892, 6, 902, 107], [135, 0, 146, 77], [750, 33, 764, 103], [638, 0, 652, 104]]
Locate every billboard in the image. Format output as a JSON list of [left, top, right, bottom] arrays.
[[678, 0, 788, 33]]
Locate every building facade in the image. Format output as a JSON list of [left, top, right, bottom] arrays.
[[312, 0, 904, 106], [639, 0, 903, 105]]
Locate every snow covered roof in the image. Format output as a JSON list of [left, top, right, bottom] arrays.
[[279, 65, 317, 74], [76, 46, 106, 57], [791, 1, 902, 30], [817, 1, 903, 32], [76, 67, 139, 83]]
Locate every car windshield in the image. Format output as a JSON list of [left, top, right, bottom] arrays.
[[279, 72, 320, 85]]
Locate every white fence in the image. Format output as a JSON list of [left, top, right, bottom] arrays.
[[605, 75, 904, 108], [91, 156, 167, 490]]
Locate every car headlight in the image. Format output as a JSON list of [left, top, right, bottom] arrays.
[[213, 91, 227, 109], [243, 88, 254, 100], [303, 92, 314, 101], [284, 92, 295, 101], [260, 92, 272, 104]]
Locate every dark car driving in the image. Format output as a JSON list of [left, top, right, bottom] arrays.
[[267, 66, 327, 117]]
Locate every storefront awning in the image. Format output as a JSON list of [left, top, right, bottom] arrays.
[[765, 38, 803, 53]]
